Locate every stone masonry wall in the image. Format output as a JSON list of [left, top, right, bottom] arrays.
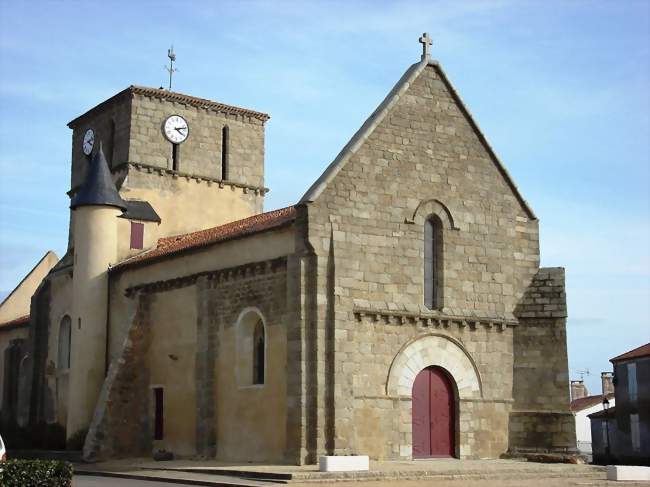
[[198, 258, 289, 462], [26, 278, 52, 428], [303, 62, 541, 460], [509, 267, 575, 454], [84, 293, 153, 461], [70, 95, 132, 189], [130, 94, 265, 188], [86, 258, 289, 461], [347, 317, 514, 459]]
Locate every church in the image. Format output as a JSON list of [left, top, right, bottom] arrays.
[[0, 35, 576, 464]]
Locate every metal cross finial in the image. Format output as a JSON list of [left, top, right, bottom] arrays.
[[164, 46, 178, 91], [419, 32, 432, 61]]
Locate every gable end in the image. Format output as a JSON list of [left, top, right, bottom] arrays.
[[301, 60, 536, 221]]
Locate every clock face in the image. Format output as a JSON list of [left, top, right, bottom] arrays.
[[163, 115, 189, 144], [82, 128, 95, 156]]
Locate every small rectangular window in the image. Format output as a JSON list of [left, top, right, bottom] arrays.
[[154, 387, 164, 440], [130, 222, 144, 249], [628, 363, 637, 402]]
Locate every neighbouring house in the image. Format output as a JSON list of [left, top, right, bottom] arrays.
[[0, 35, 576, 463], [570, 373, 615, 459], [0, 251, 58, 427], [590, 343, 650, 466]]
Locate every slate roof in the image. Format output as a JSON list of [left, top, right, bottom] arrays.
[[119, 200, 161, 223], [588, 406, 616, 419], [68, 86, 270, 128], [570, 393, 615, 412], [610, 342, 650, 363], [299, 59, 536, 220], [0, 314, 30, 330], [113, 206, 297, 271], [70, 145, 127, 211]]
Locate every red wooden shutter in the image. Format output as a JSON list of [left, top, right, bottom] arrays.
[[130, 222, 144, 249]]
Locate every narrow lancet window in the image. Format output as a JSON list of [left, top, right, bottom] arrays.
[[153, 387, 164, 440], [424, 215, 443, 309], [108, 119, 116, 166], [221, 126, 229, 180], [58, 315, 71, 370], [172, 144, 180, 171], [253, 319, 265, 385]]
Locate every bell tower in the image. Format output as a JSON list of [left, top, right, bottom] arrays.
[[66, 86, 270, 247]]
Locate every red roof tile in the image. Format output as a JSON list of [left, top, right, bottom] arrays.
[[570, 393, 614, 412], [113, 206, 296, 271], [610, 342, 650, 363], [0, 314, 30, 329]]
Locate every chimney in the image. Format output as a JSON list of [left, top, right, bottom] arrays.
[[601, 372, 614, 395], [571, 380, 588, 400]]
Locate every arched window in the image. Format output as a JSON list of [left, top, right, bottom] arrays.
[[424, 215, 443, 309], [236, 308, 266, 387], [58, 315, 71, 370], [221, 126, 229, 180], [253, 319, 265, 385]]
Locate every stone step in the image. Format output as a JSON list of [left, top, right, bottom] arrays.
[[76, 469, 278, 486], [141, 464, 605, 483], [142, 466, 292, 482]]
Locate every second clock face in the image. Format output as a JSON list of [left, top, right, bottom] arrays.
[[83, 128, 95, 155], [163, 115, 189, 144]]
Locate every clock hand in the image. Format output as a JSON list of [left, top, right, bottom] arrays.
[[175, 127, 186, 133]]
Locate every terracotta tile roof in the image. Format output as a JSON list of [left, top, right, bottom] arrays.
[[113, 206, 296, 271], [0, 314, 30, 329], [610, 342, 650, 363], [570, 393, 614, 412], [69, 86, 270, 127]]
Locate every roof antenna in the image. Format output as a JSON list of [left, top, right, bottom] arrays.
[[164, 46, 178, 91]]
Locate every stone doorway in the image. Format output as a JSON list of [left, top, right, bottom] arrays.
[[412, 366, 456, 458]]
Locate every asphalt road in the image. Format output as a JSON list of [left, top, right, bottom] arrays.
[[74, 475, 200, 486]]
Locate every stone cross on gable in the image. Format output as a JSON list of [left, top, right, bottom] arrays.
[[419, 32, 432, 61]]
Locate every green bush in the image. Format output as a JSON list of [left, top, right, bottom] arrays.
[[0, 459, 72, 486]]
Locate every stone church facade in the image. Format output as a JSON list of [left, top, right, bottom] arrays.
[[0, 40, 576, 463]]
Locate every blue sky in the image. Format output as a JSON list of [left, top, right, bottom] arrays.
[[0, 0, 648, 394]]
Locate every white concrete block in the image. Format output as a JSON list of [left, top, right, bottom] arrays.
[[606, 465, 650, 481], [399, 445, 412, 457], [319, 455, 370, 472]]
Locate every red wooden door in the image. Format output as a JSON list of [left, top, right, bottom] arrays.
[[412, 366, 455, 458]]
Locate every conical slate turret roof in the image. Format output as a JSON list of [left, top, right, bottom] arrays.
[[70, 144, 126, 211]]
